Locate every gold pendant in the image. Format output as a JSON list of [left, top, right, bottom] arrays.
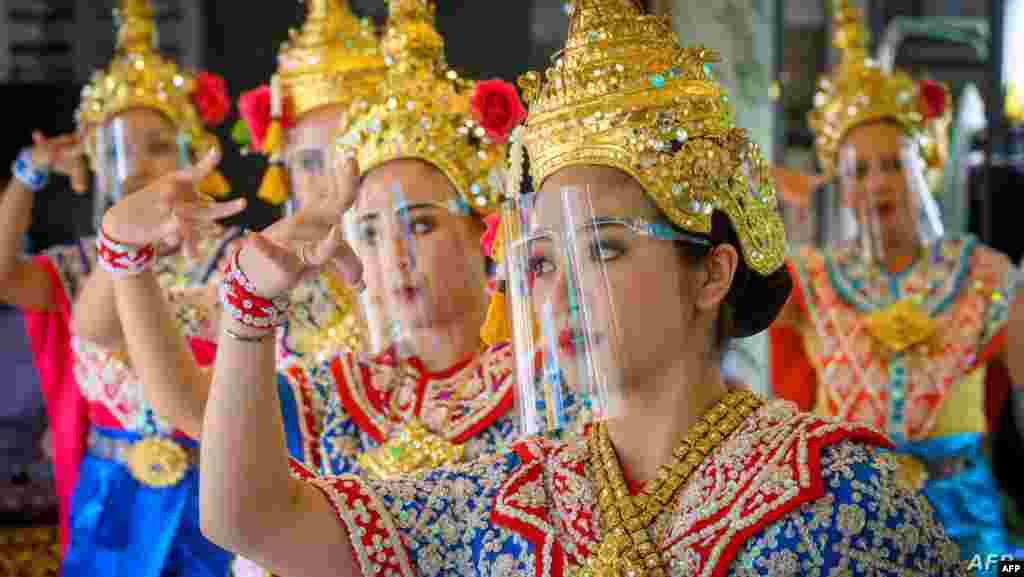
[[126, 437, 190, 488], [580, 534, 644, 577], [893, 454, 929, 492], [357, 419, 464, 479], [864, 299, 936, 353]]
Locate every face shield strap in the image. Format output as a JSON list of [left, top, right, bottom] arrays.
[[111, 120, 128, 203]]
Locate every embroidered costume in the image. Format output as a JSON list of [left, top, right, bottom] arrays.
[[306, 0, 528, 480], [26, 232, 238, 577], [17, 1, 240, 574], [297, 401, 964, 577], [768, 1, 1022, 569], [285, 1, 964, 575], [225, 0, 387, 477]]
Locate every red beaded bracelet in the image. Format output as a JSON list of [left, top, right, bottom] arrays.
[[96, 227, 156, 275], [218, 247, 290, 329]]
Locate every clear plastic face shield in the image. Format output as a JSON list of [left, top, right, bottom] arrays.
[[832, 132, 944, 268], [504, 186, 712, 437], [92, 111, 186, 229], [342, 172, 490, 364], [284, 112, 341, 216]]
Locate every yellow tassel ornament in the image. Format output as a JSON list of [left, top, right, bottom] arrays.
[[481, 290, 511, 347], [198, 169, 232, 199], [261, 120, 284, 157], [257, 75, 290, 206], [257, 163, 290, 206]]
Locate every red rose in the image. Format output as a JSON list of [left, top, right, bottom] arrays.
[[471, 79, 527, 144], [918, 80, 947, 120], [239, 85, 273, 151], [193, 71, 231, 128], [481, 213, 501, 258]]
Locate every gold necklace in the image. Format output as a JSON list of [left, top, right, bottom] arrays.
[[862, 244, 937, 353], [581, 390, 763, 577]]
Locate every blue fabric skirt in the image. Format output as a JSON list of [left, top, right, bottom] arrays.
[[898, 433, 1024, 576], [61, 427, 232, 577]]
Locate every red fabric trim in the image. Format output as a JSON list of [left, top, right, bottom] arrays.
[[768, 324, 818, 412], [702, 425, 891, 577], [22, 255, 88, 555], [979, 326, 1008, 369], [333, 356, 386, 444], [404, 348, 477, 381], [450, 382, 515, 444], [336, 345, 516, 447], [980, 327, 1010, 433], [286, 365, 323, 472], [786, 260, 808, 317], [289, 459, 367, 571], [491, 441, 565, 577]]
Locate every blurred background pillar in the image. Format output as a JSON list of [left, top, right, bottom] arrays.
[[662, 0, 783, 396]]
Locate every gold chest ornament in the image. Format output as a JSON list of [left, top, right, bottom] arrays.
[[357, 419, 464, 479], [126, 436, 190, 488], [580, 391, 763, 577], [863, 298, 937, 353]]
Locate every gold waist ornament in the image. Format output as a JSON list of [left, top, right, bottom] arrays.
[[126, 436, 191, 489], [357, 419, 464, 479]]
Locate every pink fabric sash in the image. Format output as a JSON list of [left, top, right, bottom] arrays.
[[21, 255, 89, 556]]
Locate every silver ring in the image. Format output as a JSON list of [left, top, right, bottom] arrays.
[[298, 242, 314, 267]]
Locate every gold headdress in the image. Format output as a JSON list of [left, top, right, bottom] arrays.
[[77, 0, 231, 195], [277, 0, 384, 120], [246, 0, 388, 205], [517, 0, 785, 278], [808, 0, 952, 177], [336, 0, 521, 214]]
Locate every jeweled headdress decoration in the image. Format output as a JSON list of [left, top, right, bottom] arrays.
[[77, 0, 227, 169], [517, 0, 785, 277], [808, 0, 952, 177], [277, 0, 384, 121], [236, 0, 388, 205], [336, 0, 523, 214]]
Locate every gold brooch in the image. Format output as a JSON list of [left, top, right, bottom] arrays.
[[893, 454, 929, 492], [126, 436, 190, 488], [357, 419, 464, 479], [864, 299, 936, 353]]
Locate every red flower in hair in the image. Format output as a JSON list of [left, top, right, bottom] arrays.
[[471, 79, 527, 144], [193, 71, 231, 127], [481, 213, 501, 258], [239, 85, 273, 151], [919, 80, 947, 120]]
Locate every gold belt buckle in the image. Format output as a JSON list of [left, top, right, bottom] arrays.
[[358, 419, 464, 480], [126, 437, 190, 488]]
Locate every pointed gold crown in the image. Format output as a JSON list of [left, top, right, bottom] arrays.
[[517, 0, 785, 277], [808, 0, 952, 177], [77, 0, 218, 159], [275, 0, 386, 120], [336, 0, 510, 214]]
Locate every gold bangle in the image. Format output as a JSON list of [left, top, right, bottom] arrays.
[[223, 327, 274, 343]]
